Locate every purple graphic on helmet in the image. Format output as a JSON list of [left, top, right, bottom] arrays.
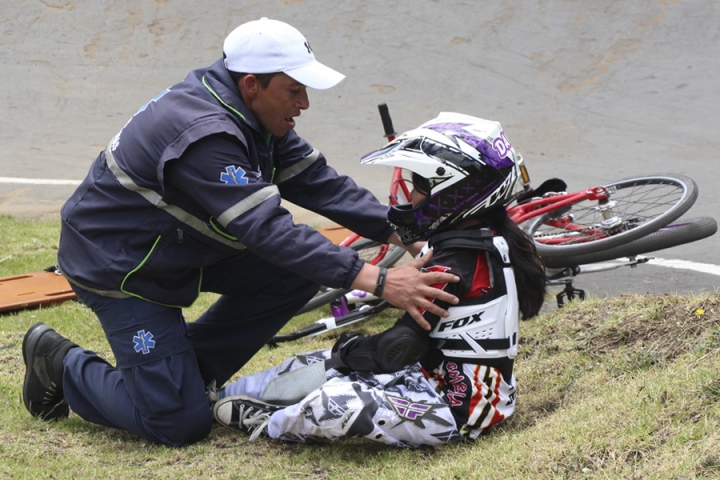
[[426, 123, 514, 169], [388, 176, 504, 238]]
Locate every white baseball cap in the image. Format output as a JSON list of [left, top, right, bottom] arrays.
[[223, 18, 345, 90]]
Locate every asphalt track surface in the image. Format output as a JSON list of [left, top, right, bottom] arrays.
[[1, 0, 718, 304]]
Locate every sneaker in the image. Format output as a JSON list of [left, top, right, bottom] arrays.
[[22, 322, 78, 420], [213, 395, 282, 441]]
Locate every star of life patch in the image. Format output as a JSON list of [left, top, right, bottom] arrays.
[[220, 165, 249, 185], [133, 330, 156, 354]]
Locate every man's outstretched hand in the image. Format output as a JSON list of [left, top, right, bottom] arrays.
[[351, 249, 459, 331]]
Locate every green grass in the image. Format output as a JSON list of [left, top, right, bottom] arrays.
[[2, 214, 720, 479]]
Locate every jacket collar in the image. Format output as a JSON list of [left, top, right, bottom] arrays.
[[201, 59, 265, 135]]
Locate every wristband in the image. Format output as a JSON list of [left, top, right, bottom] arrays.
[[373, 267, 388, 298]]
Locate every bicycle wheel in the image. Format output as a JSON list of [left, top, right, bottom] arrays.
[[296, 239, 407, 314], [524, 174, 698, 258], [542, 216, 717, 268]]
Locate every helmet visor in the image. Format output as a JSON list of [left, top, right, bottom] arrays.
[[360, 138, 411, 164]]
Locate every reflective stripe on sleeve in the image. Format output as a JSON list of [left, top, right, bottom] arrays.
[[104, 146, 246, 250], [217, 185, 280, 227], [273, 149, 320, 184]]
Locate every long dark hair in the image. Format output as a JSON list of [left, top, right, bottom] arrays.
[[489, 216, 547, 319]]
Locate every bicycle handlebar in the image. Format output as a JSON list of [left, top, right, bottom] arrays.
[[378, 103, 397, 140]]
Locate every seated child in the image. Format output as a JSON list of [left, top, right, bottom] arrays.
[[211, 112, 547, 447]]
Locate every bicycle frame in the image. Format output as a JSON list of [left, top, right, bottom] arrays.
[[507, 187, 618, 244], [508, 188, 609, 225]]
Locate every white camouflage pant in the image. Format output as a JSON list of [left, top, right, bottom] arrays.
[[224, 349, 516, 447]]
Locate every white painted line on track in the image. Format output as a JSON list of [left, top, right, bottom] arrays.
[[649, 258, 720, 277], [0, 177, 81, 186], [3, 175, 719, 279]]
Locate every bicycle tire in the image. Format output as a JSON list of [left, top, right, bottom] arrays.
[[542, 216, 717, 268], [296, 239, 407, 314], [524, 173, 698, 258]]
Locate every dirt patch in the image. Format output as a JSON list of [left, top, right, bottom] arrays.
[[575, 295, 720, 362]]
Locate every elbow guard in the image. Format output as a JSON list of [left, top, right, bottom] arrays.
[[331, 325, 429, 373]]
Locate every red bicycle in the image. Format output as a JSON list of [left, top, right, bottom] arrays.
[[268, 105, 716, 343]]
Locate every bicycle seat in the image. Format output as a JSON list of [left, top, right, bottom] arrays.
[[515, 177, 567, 204]]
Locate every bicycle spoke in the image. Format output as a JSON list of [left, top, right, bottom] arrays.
[[526, 174, 697, 257], [532, 178, 690, 246]]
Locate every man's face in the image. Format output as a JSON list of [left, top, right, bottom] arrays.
[[249, 73, 309, 137]]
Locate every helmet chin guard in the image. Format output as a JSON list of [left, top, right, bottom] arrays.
[[362, 112, 521, 244]]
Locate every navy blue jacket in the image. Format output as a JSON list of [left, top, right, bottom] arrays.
[[58, 59, 394, 307]]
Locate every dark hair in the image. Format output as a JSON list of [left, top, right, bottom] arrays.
[[489, 216, 547, 320], [228, 70, 279, 89]]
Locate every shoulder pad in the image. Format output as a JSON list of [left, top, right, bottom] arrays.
[[429, 228, 511, 266], [428, 228, 496, 252]]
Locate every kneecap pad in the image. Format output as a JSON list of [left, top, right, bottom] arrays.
[[337, 325, 429, 373]]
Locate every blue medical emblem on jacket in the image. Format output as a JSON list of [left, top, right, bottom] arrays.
[[133, 330, 156, 354], [220, 165, 249, 185]]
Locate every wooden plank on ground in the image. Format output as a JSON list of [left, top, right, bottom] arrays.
[[0, 270, 77, 313], [0, 225, 356, 314]]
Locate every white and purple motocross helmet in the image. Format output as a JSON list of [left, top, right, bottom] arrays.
[[362, 112, 521, 244]]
